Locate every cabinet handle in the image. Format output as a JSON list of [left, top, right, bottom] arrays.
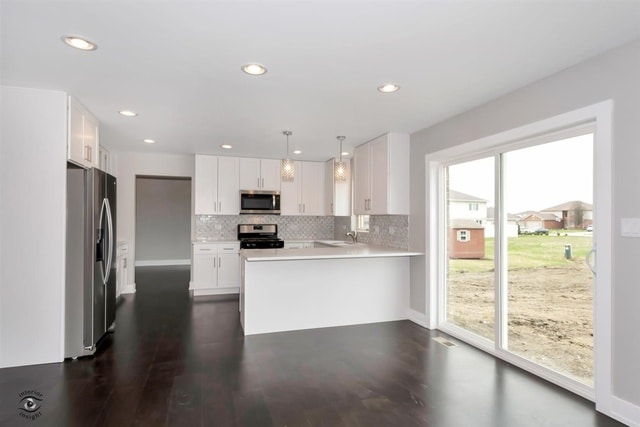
[[214, 257, 217, 268], [261, 177, 264, 188], [303, 203, 306, 213], [200, 248, 212, 251], [331, 203, 334, 214], [257, 177, 260, 188], [218, 257, 222, 268], [218, 201, 222, 212]]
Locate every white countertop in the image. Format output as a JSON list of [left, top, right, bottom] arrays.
[[242, 243, 421, 262]]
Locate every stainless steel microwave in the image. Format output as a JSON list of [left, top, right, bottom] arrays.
[[239, 190, 281, 215]]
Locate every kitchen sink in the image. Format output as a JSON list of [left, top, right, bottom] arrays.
[[315, 240, 366, 247]]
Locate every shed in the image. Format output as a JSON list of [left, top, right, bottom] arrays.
[[449, 219, 485, 259]]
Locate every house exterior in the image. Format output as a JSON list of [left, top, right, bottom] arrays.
[[448, 190, 487, 224], [484, 207, 519, 238], [449, 219, 485, 259], [542, 200, 593, 229], [517, 211, 563, 233]]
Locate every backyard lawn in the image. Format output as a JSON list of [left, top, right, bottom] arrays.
[[447, 232, 594, 385]]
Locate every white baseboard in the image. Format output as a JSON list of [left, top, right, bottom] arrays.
[[134, 259, 191, 267], [407, 308, 432, 329], [610, 396, 640, 426], [190, 285, 239, 297], [120, 283, 136, 294]]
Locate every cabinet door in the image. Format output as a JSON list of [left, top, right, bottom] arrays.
[[325, 160, 335, 215], [217, 156, 240, 214], [239, 158, 261, 190], [68, 98, 85, 166], [280, 161, 300, 215], [194, 155, 218, 214], [217, 251, 240, 288], [260, 159, 281, 191], [353, 143, 370, 214], [192, 250, 217, 289], [334, 159, 351, 216], [369, 137, 388, 215], [83, 112, 99, 168], [300, 161, 324, 215]]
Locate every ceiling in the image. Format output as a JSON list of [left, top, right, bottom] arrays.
[[3, 1, 640, 162]]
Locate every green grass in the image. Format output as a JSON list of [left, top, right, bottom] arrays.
[[449, 235, 593, 273]]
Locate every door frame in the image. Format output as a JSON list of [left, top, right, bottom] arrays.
[[425, 100, 613, 412]]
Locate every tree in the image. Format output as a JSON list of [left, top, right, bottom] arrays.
[[572, 201, 585, 229]]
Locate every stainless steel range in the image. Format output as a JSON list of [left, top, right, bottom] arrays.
[[238, 224, 285, 249]]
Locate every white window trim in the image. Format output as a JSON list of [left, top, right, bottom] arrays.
[[425, 100, 613, 414]]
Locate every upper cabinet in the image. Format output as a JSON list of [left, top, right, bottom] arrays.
[[325, 158, 351, 216], [353, 133, 410, 215], [239, 158, 281, 192], [281, 161, 325, 216], [195, 155, 240, 215], [68, 97, 99, 169]]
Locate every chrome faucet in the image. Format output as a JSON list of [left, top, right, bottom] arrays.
[[346, 230, 358, 244]]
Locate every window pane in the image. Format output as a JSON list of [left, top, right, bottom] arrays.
[[503, 134, 594, 385], [446, 157, 495, 342]]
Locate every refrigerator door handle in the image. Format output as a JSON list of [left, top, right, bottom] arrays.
[[104, 198, 114, 284], [99, 198, 108, 284]]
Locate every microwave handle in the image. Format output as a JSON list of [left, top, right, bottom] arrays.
[[272, 194, 276, 210]]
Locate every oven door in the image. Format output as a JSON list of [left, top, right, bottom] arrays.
[[240, 191, 281, 215]]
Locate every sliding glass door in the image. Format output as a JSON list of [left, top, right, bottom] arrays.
[[440, 130, 595, 390]]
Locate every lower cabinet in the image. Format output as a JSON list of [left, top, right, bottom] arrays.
[[191, 242, 240, 296]]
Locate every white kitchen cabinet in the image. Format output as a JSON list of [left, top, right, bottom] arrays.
[[191, 242, 240, 295], [281, 161, 325, 215], [68, 96, 99, 169], [353, 133, 409, 215], [116, 242, 129, 298], [325, 158, 351, 216], [239, 158, 281, 191], [195, 155, 240, 215]]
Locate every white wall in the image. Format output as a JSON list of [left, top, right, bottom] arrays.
[[116, 152, 194, 290], [409, 39, 640, 419], [0, 87, 67, 367], [135, 177, 192, 264]]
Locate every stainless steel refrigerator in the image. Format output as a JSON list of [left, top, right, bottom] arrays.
[[65, 164, 117, 358]]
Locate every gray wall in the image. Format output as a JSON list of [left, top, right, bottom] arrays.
[[135, 177, 192, 263], [409, 39, 640, 411]]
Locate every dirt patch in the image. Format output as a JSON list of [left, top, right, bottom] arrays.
[[448, 262, 593, 385]]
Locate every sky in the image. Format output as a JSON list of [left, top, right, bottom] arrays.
[[448, 134, 593, 213]]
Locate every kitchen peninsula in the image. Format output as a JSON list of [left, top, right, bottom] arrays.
[[240, 244, 421, 335]]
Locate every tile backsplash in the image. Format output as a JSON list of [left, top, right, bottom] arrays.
[[196, 214, 409, 249], [334, 215, 409, 249], [195, 215, 334, 241]]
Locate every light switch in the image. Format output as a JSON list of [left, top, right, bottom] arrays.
[[621, 218, 640, 237]]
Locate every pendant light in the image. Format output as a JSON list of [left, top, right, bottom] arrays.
[[334, 136, 347, 182], [281, 130, 295, 181]]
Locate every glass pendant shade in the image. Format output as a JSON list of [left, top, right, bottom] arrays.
[[281, 130, 295, 181], [334, 136, 347, 182], [281, 158, 295, 182], [334, 160, 347, 182]]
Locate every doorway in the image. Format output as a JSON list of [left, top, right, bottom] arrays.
[[444, 133, 594, 389]]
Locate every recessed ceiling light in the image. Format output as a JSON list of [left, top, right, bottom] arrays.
[[241, 63, 267, 75], [377, 83, 400, 93], [61, 35, 97, 51], [119, 110, 138, 117], [143, 139, 156, 144], [221, 144, 232, 149], [293, 150, 302, 155], [342, 151, 350, 156]]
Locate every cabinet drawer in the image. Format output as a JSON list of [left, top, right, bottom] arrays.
[[194, 244, 217, 254], [219, 244, 239, 252]]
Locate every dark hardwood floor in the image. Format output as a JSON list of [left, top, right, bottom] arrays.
[[0, 266, 624, 426]]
